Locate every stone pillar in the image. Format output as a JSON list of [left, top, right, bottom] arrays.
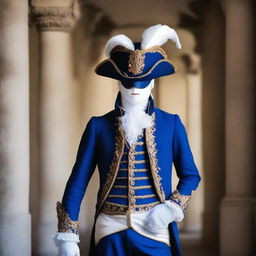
[[0, 1, 31, 256], [220, 0, 255, 255], [183, 54, 204, 232], [30, 1, 80, 255], [200, 2, 226, 249]]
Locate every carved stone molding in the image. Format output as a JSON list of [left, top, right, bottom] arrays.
[[30, 1, 80, 32]]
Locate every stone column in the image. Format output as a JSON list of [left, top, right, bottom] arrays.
[[183, 54, 204, 232], [0, 1, 31, 256], [200, 2, 226, 249], [220, 0, 255, 255], [30, 1, 80, 255]]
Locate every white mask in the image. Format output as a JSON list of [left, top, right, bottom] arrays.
[[118, 80, 155, 111], [118, 80, 155, 147]]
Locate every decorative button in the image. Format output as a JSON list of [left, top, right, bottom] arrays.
[[130, 198, 136, 204], [129, 172, 135, 177], [130, 189, 135, 196], [129, 180, 135, 186]]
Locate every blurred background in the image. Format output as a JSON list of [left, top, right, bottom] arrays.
[[0, 0, 255, 255]]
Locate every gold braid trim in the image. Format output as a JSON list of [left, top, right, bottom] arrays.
[[145, 113, 165, 202], [101, 201, 161, 215], [56, 201, 79, 234], [96, 118, 125, 215], [170, 190, 192, 212]]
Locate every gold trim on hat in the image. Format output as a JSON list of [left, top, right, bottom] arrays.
[[95, 58, 177, 80]]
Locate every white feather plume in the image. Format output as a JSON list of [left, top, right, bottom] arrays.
[[140, 24, 182, 50], [105, 34, 135, 58]]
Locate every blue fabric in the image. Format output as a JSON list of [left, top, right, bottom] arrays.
[[105, 134, 160, 208], [95, 41, 176, 86], [95, 59, 175, 86], [110, 51, 165, 77], [95, 228, 172, 256], [62, 92, 201, 256], [120, 80, 152, 89]]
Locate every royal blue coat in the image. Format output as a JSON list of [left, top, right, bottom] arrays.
[[58, 92, 201, 256]]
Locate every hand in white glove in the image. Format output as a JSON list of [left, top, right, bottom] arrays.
[[57, 241, 80, 256], [53, 232, 80, 256], [143, 200, 184, 234]]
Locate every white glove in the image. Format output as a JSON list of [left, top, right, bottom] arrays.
[[143, 200, 184, 234], [53, 232, 80, 256]]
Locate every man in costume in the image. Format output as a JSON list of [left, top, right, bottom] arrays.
[[53, 24, 201, 256]]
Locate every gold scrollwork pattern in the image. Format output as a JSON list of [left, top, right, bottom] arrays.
[[101, 202, 128, 215], [128, 50, 145, 75], [96, 118, 125, 215], [56, 201, 79, 234], [127, 142, 136, 211], [101, 201, 161, 215], [170, 190, 192, 212], [145, 113, 165, 202]]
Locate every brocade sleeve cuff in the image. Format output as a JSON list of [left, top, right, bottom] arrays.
[[57, 201, 79, 234], [170, 190, 192, 212]]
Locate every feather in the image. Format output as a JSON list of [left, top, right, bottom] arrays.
[[105, 34, 135, 58], [140, 24, 182, 50]]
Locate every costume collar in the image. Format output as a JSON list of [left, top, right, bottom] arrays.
[[114, 91, 155, 117]]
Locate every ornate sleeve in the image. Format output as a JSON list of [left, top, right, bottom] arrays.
[[171, 114, 201, 212], [56, 117, 98, 233]]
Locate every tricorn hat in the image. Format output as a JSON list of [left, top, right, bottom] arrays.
[[95, 24, 182, 88]]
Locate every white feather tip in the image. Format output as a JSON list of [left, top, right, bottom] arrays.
[[105, 34, 135, 58], [141, 24, 182, 50]]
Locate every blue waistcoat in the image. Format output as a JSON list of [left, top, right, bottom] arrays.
[[58, 92, 201, 256], [102, 132, 161, 214]]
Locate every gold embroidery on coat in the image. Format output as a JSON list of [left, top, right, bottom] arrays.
[[98, 111, 165, 216], [127, 143, 136, 211], [132, 176, 151, 180], [116, 176, 128, 180], [133, 169, 148, 172], [101, 201, 161, 215], [133, 185, 152, 189], [101, 201, 128, 215], [113, 185, 128, 189], [145, 112, 165, 203], [170, 190, 192, 212], [96, 118, 125, 215], [134, 194, 156, 199], [56, 201, 79, 234], [134, 151, 145, 155], [134, 159, 148, 164], [108, 194, 128, 198]]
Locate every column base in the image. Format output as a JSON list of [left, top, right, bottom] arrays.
[[0, 214, 31, 256], [38, 222, 58, 256], [219, 197, 255, 256]]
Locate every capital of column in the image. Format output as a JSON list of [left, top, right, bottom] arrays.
[[30, 0, 80, 32]]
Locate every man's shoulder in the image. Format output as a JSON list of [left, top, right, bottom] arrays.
[[155, 107, 178, 120], [89, 109, 116, 125]]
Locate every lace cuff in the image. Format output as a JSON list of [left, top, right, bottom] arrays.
[[170, 190, 192, 212], [57, 201, 79, 234]]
